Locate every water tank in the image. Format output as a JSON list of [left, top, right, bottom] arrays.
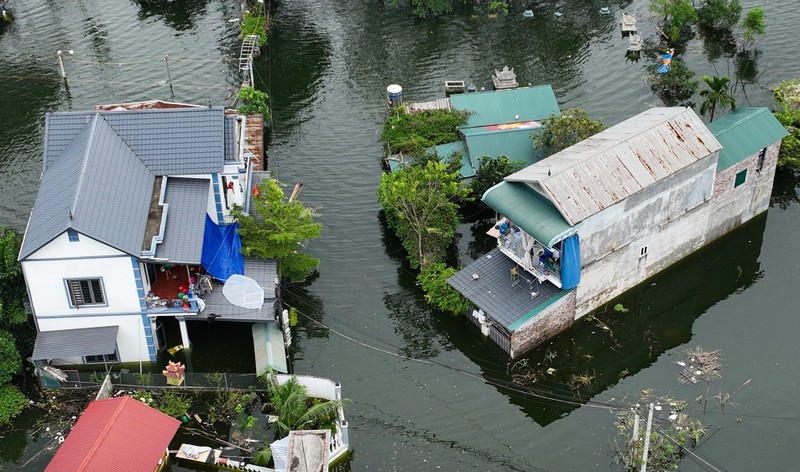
[[386, 84, 403, 108]]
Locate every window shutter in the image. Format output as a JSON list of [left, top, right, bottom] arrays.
[[68, 280, 85, 306]]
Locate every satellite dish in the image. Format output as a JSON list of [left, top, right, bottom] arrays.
[[222, 274, 264, 309]]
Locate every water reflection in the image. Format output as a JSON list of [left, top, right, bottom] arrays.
[[459, 213, 768, 426], [132, 0, 209, 31], [770, 168, 800, 210]]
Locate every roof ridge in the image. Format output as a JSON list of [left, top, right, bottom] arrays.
[[70, 113, 100, 226], [709, 107, 766, 136], [75, 397, 129, 471]]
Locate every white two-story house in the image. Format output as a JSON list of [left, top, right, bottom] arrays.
[[19, 102, 287, 374]]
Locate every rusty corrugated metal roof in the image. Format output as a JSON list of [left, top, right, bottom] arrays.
[[45, 396, 180, 472], [504, 107, 721, 225]]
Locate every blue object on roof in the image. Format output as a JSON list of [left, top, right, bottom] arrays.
[[560, 234, 581, 289], [201, 215, 244, 283]]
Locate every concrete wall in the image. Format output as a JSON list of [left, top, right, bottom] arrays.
[[510, 290, 576, 358], [574, 154, 718, 317]]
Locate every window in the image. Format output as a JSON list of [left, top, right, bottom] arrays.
[[640, 246, 648, 257], [66, 279, 105, 307], [67, 228, 79, 242], [83, 352, 118, 364], [757, 148, 766, 172], [734, 169, 748, 188]]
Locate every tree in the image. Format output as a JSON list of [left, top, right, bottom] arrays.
[[469, 155, 524, 202], [0, 331, 20, 385], [649, 0, 697, 43], [699, 76, 736, 121], [238, 86, 270, 122], [378, 161, 470, 268], [417, 263, 470, 314], [0, 228, 27, 326], [698, 0, 742, 31], [772, 79, 800, 169], [0, 384, 27, 425], [263, 374, 344, 436], [389, 0, 464, 18], [533, 109, 605, 156], [233, 179, 322, 283], [741, 6, 766, 50], [648, 59, 699, 106]]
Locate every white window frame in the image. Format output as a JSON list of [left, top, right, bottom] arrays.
[[65, 278, 107, 308]]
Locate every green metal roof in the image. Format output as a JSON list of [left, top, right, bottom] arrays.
[[462, 126, 545, 170], [707, 107, 789, 170], [450, 86, 560, 128], [482, 181, 574, 247]]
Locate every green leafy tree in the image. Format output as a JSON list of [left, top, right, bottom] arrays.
[[252, 447, 273, 467], [533, 109, 605, 156], [469, 155, 524, 201], [237, 86, 270, 122], [382, 108, 468, 156], [699, 76, 736, 121], [772, 79, 800, 168], [0, 384, 27, 425], [378, 161, 470, 268], [650, 0, 697, 43], [389, 0, 464, 17], [698, 0, 742, 31], [263, 374, 344, 437], [0, 331, 20, 385], [648, 59, 699, 106], [417, 263, 470, 314], [741, 6, 766, 50], [233, 180, 322, 283], [0, 228, 27, 326]]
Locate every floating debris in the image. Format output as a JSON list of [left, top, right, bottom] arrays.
[[523, 10, 534, 18], [677, 347, 723, 384], [599, 7, 611, 15]]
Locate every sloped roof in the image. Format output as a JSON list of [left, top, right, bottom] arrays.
[[21, 107, 230, 260], [707, 107, 789, 170], [504, 107, 722, 225], [154, 178, 209, 264], [482, 181, 574, 247], [462, 124, 544, 169], [45, 396, 180, 472], [450, 85, 560, 129], [31, 326, 119, 361]]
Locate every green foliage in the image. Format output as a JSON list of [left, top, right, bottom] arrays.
[[772, 79, 800, 169], [233, 179, 322, 283], [613, 303, 629, 313], [263, 374, 345, 437], [533, 109, 605, 156], [470, 155, 524, 201], [389, 0, 464, 18], [252, 447, 273, 466], [0, 331, 20, 385], [155, 390, 192, 418], [0, 228, 27, 327], [488, 1, 508, 15], [648, 59, 698, 106], [134, 372, 153, 386], [240, 10, 267, 46], [699, 76, 736, 122], [378, 161, 470, 268], [418, 263, 470, 314], [203, 372, 225, 387], [0, 384, 27, 425], [206, 390, 255, 424], [741, 6, 766, 50], [650, 0, 697, 43], [381, 108, 469, 156], [698, 0, 742, 31], [237, 86, 270, 122]]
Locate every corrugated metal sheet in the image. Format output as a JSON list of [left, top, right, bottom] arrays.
[[450, 85, 560, 128], [32, 326, 119, 361], [505, 107, 722, 225], [46, 396, 180, 472], [708, 107, 789, 170], [482, 181, 574, 247], [463, 126, 544, 169], [199, 258, 277, 321], [154, 178, 209, 264]]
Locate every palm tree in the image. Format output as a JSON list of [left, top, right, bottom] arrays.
[[699, 75, 736, 121], [263, 374, 344, 437]]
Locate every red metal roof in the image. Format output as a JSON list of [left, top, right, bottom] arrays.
[[46, 396, 181, 472]]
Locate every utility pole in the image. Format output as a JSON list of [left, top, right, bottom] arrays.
[[56, 50, 67, 82], [640, 403, 654, 472], [164, 54, 175, 99]]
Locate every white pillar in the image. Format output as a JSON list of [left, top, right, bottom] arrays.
[[177, 317, 191, 348]]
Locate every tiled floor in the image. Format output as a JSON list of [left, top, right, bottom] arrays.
[[149, 266, 193, 299]]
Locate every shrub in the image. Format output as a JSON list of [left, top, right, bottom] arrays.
[[418, 263, 471, 314]]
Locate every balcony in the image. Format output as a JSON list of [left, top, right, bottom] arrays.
[[491, 220, 563, 288]]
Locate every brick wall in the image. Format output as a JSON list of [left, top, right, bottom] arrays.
[[510, 291, 576, 358]]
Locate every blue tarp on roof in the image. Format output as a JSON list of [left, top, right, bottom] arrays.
[[201, 215, 244, 282]]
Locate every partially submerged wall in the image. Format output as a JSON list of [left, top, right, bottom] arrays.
[[510, 290, 576, 358]]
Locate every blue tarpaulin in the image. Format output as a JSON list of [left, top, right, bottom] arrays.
[[560, 234, 581, 289], [201, 215, 244, 282]]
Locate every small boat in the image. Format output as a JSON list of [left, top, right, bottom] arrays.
[[523, 10, 534, 18], [658, 48, 675, 74], [599, 7, 611, 15]]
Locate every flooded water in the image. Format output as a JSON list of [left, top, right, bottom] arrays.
[[2, 0, 800, 470]]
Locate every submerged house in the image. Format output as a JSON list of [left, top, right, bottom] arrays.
[[449, 107, 788, 357], [19, 103, 289, 374], [389, 85, 561, 178]]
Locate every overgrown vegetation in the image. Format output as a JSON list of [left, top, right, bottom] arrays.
[[469, 155, 524, 202], [533, 109, 605, 156], [240, 10, 267, 46], [772, 79, 800, 168], [388, 0, 466, 18], [233, 179, 322, 283], [237, 86, 270, 122], [378, 161, 470, 268], [381, 107, 468, 156], [740, 6, 766, 51], [698, 0, 742, 32], [647, 59, 698, 107], [649, 0, 697, 44], [417, 263, 470, 314]]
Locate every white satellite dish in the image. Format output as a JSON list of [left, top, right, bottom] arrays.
[[222, 274, 264, 309]]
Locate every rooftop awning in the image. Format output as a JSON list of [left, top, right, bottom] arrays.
[[31, 326, 119, 361], [154, 178, 210, 264], [482, 181, 575, 247]]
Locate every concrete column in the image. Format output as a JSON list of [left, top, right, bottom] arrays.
[[177, 316, 191, 348]]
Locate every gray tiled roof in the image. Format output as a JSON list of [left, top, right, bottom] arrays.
[[448, 248, 562, 330], [198, 258, 277, 321], [21, 107, 228, 260], [154, 178, 209, 264], [21, 115, 155, 259], [32, 325, 119, 360]]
